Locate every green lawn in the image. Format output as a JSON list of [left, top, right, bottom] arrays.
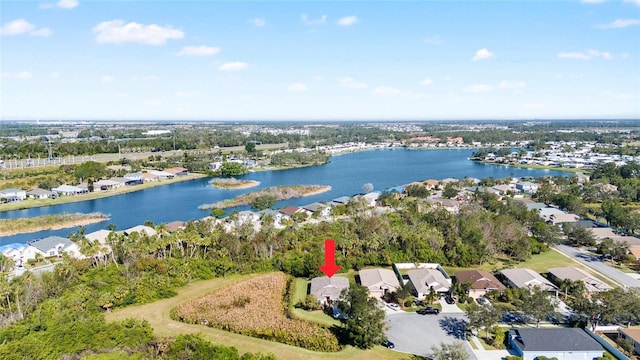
[[290, 278, 341, 328]]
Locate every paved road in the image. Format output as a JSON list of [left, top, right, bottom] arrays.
[[555, 245, 640, 288], [385, 312, 475, 358]]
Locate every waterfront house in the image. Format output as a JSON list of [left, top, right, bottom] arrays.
[[123, 173, 144, 184], [164, 221, 185, 233], [164, 167, 189, 176], [26, 188, 57, 200], [508, 328, 603, 360], [407, 268, 451, 298], [258, 209, 284, 227], [361, 192, 381, 207], [0, 188, 27, 202], [547, 267, 613, 293], [359, 268, 401, 298], [331, 196, 352, 206], [142, 172, 160, 182], [310, 276, 350, 305], [516, 181, 539, 194], [426, 197, 460, 213], [455, 270, 505, 298], [499, 268, 559, 296], [123, 225, 157, 237], [301, 202, 331, 218], [148, 170, 174, 180], [52, 184, 87, 196], [279, 206, 301, 217], [93, 179, 121, 191], [26, 236, 82, 259]]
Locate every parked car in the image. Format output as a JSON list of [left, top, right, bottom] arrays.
[[444, 294, 455, 304], [417, 307, 440, 315], [381, 340, 395, 349], [386, 303, 400, 311], [476, 297, 491, 306]]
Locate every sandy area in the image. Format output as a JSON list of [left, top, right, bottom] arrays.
[[0, 215, 109, 237], [302, 186, 332, 197], [211, 180, 261, 189]]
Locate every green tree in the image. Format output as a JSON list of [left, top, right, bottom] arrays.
[[220, 161, 248, 176], [466, 302, 499, 341], [74, 161, 106, 182], [519, 287, 556, 328], [210, 208, 226, 218], [337, 285, 386, 349], [245, 142, 256, 154], [442, 182, 459, 199], [249, 194, 278, 211], [430, 341, 470, 360]]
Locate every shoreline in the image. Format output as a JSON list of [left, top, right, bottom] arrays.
[[199, 185, 332, 210], [0, 213, 109, 237], [211, 179, 261, 190], [473, 160, 587, 174], [0, 173, 208, 213]]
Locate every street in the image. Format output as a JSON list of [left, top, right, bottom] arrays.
[[555, 245, 640, 288]]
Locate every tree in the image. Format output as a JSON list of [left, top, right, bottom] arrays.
[[465, 303, 499, 341], [249, 194, 278, 211], [430, 341, 470, 360], [442, 182, 459, 199], [210, 208, 226, 218], [563, 223, 596, 247], [520, 287, 556, 328], [74, 161, 106, 182], [337, 285, 386, 349], [245, 142, 256, 154], [220, 161, 247, 176], [597, 237, 629, 262]]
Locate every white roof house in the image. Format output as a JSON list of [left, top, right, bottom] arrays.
[[123, 225, 157, 237], [407, 268, 451, 298], [359, 268, 401, 298], [52, 184, 86, 196], [0, 188, 27, 201], [26, 236, 82, 259], [499, 268, 559, 296]]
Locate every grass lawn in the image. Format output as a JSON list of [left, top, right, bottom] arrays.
[[106, 274, 407, 360], [290, 278, 342, 328]]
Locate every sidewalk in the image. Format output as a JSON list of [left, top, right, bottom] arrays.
[[469, 334, 512, 360]]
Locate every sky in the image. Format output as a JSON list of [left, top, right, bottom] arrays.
[[1, 0, 639, 121]]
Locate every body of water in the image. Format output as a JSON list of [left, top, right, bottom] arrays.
[[0, 149, 566, 245]]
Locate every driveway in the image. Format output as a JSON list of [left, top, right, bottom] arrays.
[[554, 245, 640, 288], [385, 311, 474, 358]]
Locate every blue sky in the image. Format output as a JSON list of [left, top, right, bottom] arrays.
[[1, 0, 639, 121]]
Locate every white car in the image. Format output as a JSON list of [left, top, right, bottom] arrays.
[[386, 303, 400, 311]]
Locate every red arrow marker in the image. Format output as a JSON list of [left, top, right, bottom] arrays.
[[319, 239, 341, 278]]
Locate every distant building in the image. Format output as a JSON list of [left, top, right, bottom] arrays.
[[26, 188, 57, 200], [516, 181, 538, 194], [0, 188, 26, 202], [509, 328, 603, 360], [547, 267, 613, 293]]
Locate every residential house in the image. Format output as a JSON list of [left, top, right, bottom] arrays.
[[407, 268, 451, 298], [148, 170, 174, 180], [26, 236, 82, 259], [508, 328, 603, 360], [547, 213, 581, 225], [0, 188, 27, 202], [257, 209, 284, 227], [331, 196, 352, 206], [359, 268, 401, 298], [124, 173, 144, 184], [93, 179, 122, 191], [26, 188, 57, 200], [424, 179, 440, 189], [499, 268, 559, 296], [301, 202, 331, 218], [455, 270, 506, 298], [548, 267, 613, 293], [629, 247, 640, 260], [142, 172, 160, 182], [165, 167, 189, 176], [84, 229, 114, 256], [279, 206, 302, 217], [164, 221, 185, 233], [361, 192, 381, 207], [52, 184, 87, 196], [310, 276, 350, 305], [123, 225, 158, 237], [516, 181, 539, 194], [1, 244, 28, 266], [618, 328, 640, 356], [110, 177, 133, 186], [426, 198, 460, 213], [492, 184, 514, 195]]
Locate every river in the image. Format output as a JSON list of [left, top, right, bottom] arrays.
[[0, 149, 566, 246]]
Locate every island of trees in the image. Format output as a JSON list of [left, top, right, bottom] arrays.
[[199, 185, 331, 211]]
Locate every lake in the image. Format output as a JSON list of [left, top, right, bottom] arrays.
[[0, 149, 566, 246]]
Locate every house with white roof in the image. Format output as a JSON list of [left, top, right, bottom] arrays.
[[26, 188, 57, 200], [407, 268, 451, 298], [26, 236, 82, 259], [516, 181, 538, 194], [123, 225, 158, 237], [0, 188, 26, 202], [52, 184, 87, 196], [499, 268, 559, 296], [359, 268, 401, 298]]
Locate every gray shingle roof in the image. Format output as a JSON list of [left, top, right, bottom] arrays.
[[310, 276, 349, 301], [510, 328, 603, 352], [28, 236, 73, 253]]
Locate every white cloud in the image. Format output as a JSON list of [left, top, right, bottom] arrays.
[[218, 61, 249, 71], [30, 27, 53, 37], [0, 19, 34, 35], [372, 86, 401, 95], [288, 83, 308, 92], [624, 0, 640, 6], [50, 71, 60, 78], [423, 36, 443, 45], [1, 71, 32, 79], [581, 0, 606, 3], [465, 84, 492, 93], [522, 103, 544, 109], [145, 99, 161, 106], [472, 48, 494, 61], [602, 91, 637, 100], [337, 16, 358, 26], [101, 75, 115, 83], [176, 45, 220, 56], [420, 78, 432, 85], [558, 49, 612, 60], [93, 20, 184, 45], [301, 14, 327, 25], [498, 80, 526, 89], [40, 0, 79, 9], [339, 77, 368, 89], [175, 90, 200, 97], [596, 19, 640, 29], [250, 18, 266, 27]]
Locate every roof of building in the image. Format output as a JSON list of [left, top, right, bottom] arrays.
[[85, 229, 112, 245], [629, 247, 640, 259], [124, 173, 143, 178], [94, 179, 120, 187], [359, 268, 401, 290], [517, 181, 538, 187], [164, 221, 185, 233], [28, 236, 74, 253], [52, 184, 84, 192], [509, 328, 603, 352], [26, 188, 56, 196], [499, 268, 558, 292], [302, 202, 327, 213], [0, 188, 25, 193], [164, 167, 188, 174], [310, 276, 350, 300], [332, 196, 352, 204], [455, 270, 506, 291], [142, 172, 159, 179], [123, 225, 158, 237], [619, 327, 640, 342], [408, 268, 450, 293], [279, 206, 300, 215], [548, 267, 613, 292]]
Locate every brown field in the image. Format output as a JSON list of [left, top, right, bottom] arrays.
[[106, 274, 405, 360]]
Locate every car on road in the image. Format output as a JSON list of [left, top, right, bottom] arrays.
[[444, 294, 455, 304], [417, 307, 440, 315], [381, 340, 395, 349], [387, 303, 400, 311], [476, 297, 491, 306]]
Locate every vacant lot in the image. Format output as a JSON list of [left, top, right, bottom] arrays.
[[107, 274, 405, 360]]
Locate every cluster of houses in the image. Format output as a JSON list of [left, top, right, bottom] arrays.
[[0, 167, 188, 202]]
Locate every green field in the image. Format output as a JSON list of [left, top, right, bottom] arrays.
[[106, 274, 406, 360]]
